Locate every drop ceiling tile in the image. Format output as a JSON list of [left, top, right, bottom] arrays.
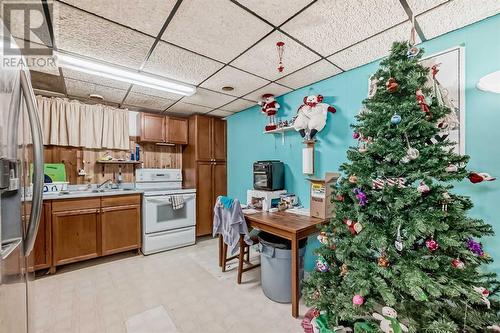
[[276, 60, 342, 89], [61, 0, 177, 36], [53, 2, 153, 69], [161, 0, 273, 63], [62, 69, 131, 90], [221, 98, 256, 112], [65, 78, 127, 104], [129, 85, 183, 101], [200, 66, 269, 97], [406, 0, 448, 15], [281, 0, 407, 56], [166, 102, 213, 115], [123, 92, 176, 110], [143, 41, 224, 85], [328, 22, 421, 71], [181, 88, 236, 109], [416, 0, 500, 39], [243, 83, 292, 102], [236, 0, 314, 26], [231, 31, 321, 81], [30, 71, 66, 94], [209, 110, 234, 118], [13, 38, 59, 75]]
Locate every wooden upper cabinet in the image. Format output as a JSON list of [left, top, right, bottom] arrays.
[[139, 113, 165, 143], [138, 113, 188, 144], [165, 117, 188, 144], [192, 115, 226, 161], [195, 115, 212, 161], [212, 118, 226, 161]]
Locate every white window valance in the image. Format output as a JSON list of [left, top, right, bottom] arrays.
[[35, 96, 129, 150]]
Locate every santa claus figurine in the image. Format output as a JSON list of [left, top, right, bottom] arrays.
[[293, 95, 336, 140], [416, 88, 431, 118], [258, 93, 280, 131]]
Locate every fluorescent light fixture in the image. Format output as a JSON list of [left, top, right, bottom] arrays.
[[54, 51, 196, 96], [477, 70, 500, 94]]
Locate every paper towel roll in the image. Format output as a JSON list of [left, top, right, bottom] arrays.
[[303, 147, 314, 174]]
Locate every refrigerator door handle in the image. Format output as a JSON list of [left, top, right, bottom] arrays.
[[20, 70, 44, 257]]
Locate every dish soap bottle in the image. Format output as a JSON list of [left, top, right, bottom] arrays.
[[135, 144, 140, 162]]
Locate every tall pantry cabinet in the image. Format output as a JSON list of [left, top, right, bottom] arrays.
[[183, 115, 227, 236]]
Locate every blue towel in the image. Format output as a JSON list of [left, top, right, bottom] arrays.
[[219, 196, 234, 210]]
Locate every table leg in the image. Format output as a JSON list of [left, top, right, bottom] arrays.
[[218, 235, 223, 267], [291, 234, 299, 318]]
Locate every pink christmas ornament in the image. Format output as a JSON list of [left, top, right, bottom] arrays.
[[352, 294, 364, 306]]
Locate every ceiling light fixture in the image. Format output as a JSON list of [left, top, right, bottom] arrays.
[[54, 51, 196, 96], [221, 86, 234, 92]]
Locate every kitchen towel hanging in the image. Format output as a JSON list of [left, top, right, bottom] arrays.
[[171, 195, 185, 210]]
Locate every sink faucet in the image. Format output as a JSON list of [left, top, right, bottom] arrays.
[[97, 179, 113, 190]]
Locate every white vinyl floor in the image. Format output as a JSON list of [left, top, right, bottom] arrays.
[[32, 237, 306, 333]]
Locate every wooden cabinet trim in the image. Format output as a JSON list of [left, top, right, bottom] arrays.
[[52, 198, 100, 212], [101, 194, 141, 207]]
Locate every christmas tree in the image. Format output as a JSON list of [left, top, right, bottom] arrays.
[[302, 41, 499, 332]]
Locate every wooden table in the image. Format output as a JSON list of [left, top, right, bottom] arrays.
[[241, 211, 326, 318]]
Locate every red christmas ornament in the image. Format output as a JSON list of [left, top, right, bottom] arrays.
[[386, 77, 399, 93], [344, 219, 362, 235], [336, 194, 344, 202], [451, 258, 465, 269], [276, 41, 285, 73], [425, 238, 439, 252], [468, 172, 496, 184]]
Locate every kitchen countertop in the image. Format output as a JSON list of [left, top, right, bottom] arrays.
[[24, 189, 144, 201]]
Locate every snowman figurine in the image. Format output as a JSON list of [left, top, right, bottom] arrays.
[[293, 94, 336, 141], [372, 306, 409, 333]]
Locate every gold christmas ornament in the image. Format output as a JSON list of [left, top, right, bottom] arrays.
[[378, 255, 390, 267], [340, 264, 349, 277]]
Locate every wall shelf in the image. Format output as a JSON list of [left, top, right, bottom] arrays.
[[263, 126, 295, 145], [95, 160, 142, 177], [263, 126, 294, 134], [96, 160, 142, 164]]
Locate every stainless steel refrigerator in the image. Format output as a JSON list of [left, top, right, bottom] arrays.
[[0, 23, 44, 332]]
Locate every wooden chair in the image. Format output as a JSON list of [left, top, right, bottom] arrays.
[[219, 233, 260, 284]]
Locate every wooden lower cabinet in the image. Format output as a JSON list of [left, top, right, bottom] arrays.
[[101, 204, 141, 255], [44, 194, 142, 272], [196, 162, 213, 236], [195, 162, 227, 236], [29, 202, 52, 271], [52, 208, 101, 266]]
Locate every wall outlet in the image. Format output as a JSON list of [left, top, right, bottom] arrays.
[[78, 169, 86, 176]]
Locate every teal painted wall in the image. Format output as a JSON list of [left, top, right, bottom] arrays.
[[227, 15, 500, 272]]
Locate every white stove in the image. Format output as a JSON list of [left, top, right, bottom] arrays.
[[136, 169, 196, 255]]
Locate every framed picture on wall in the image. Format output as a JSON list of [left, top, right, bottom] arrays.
[[420, 46, 466, 155]]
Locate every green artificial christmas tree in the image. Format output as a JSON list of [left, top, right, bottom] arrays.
[[302, 41, 499, 333]]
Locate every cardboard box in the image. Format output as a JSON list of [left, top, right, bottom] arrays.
[[307, 172, 340, 219]]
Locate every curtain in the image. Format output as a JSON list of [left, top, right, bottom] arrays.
[[80, 103, 104, 149], [35, 96, 129, 150], [102, 106, 129, 150]]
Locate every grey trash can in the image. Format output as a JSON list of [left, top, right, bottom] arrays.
[[258, 232, 307, 303]]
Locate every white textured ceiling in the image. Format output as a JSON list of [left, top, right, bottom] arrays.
[[25, 0, 500, 117], [60, 0, 177, 36], [231, 30, 321, 81], [161, 0, 273, 63], [281, 0, 408, 56]]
